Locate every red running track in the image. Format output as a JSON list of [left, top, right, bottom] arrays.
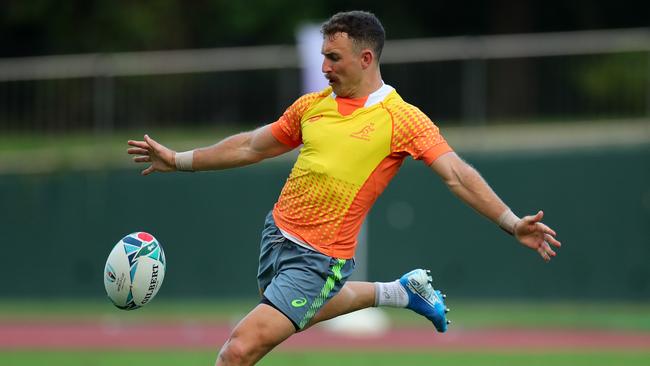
[[1, 322, 649, 350]]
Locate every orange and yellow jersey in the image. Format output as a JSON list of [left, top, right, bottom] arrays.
[[270, 84, 453, 259]]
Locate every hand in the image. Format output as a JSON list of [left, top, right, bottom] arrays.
[[513, 210, 561, 262], [127, 134, 176, 175]]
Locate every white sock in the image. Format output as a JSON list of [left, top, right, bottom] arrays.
[[374, 280, 409, 308]]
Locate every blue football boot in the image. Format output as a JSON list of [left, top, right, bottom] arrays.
[[399, 269, 450, 332]]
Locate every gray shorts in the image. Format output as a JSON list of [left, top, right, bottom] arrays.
[[257, 211, 355, 330]]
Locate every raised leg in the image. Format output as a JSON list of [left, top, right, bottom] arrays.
[[304, 269, 450, 332], [303, 281, 376, 329]]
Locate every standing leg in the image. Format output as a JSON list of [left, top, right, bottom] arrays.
[[216, 304, 295, 366]]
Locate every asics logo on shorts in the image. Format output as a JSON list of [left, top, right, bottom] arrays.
[[291, 297, 308, 307]]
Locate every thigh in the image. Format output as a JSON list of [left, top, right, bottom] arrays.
[[256, 211, 285, 294], [264, 245, 355, 330]]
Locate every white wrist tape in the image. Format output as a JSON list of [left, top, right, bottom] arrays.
[[497, 209, 520, 235], [175, 150, 194, 171]]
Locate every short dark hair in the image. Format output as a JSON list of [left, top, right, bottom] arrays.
[[321, 11, 385, 61]]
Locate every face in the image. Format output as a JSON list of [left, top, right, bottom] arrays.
[[321, 32, 365, 97]]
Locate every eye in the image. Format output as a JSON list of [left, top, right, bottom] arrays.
[[325, 53, 340, 62]]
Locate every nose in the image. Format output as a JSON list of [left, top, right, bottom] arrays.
[[322, 58, 332, 74]]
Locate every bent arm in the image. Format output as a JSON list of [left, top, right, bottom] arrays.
[[192, 125, 293, 171]]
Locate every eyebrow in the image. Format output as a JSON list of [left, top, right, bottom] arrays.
[[322, 48, 341, 56], [322, 51, 341, 61]]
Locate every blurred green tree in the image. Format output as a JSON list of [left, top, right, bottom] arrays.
[[2, 1, 648, 57], [575, 53, 649, 116]]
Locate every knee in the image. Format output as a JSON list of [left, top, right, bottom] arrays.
[[218, 336, 253, 366]]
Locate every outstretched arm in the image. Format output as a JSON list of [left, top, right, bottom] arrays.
[[430, 152, 561, 261], [127, 124, 293, 175]]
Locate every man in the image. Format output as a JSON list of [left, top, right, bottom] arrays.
[[127, 11, 561, 366]]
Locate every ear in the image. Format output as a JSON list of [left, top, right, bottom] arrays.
[[360, 49, 374, 69]]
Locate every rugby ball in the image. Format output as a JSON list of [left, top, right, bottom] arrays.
[[104, 232, 166, 310]]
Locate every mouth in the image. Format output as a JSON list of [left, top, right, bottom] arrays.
[[325, 74, 338, 85]]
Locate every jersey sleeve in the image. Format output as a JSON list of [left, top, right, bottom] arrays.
[[390, 103, 453, 165], [270, 92, 322, 148]]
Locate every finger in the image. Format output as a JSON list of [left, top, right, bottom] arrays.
[[144, 134, 162, 151], [133, 156, 150, 163], [546, 248, 557, 258], [521, 210, 543, 226], [127, 147, 150, 156], [538, 247, 549, 261], [539, 246, 551, 262], [545, 234, 562, 248], [128, 140, 150, 149], [538, 222, 557, 237], [142, 165, 155, 176], [544, 240, 557, 257]]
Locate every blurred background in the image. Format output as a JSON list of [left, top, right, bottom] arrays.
[[0, 0, 649, 348]]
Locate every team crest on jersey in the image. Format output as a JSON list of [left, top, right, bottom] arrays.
[[350, 123, 375, 141]]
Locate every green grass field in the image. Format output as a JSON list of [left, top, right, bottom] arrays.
[[2, 299, 650, 365], [2, 350, 650, 366], [2, 299, 650, 330]]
